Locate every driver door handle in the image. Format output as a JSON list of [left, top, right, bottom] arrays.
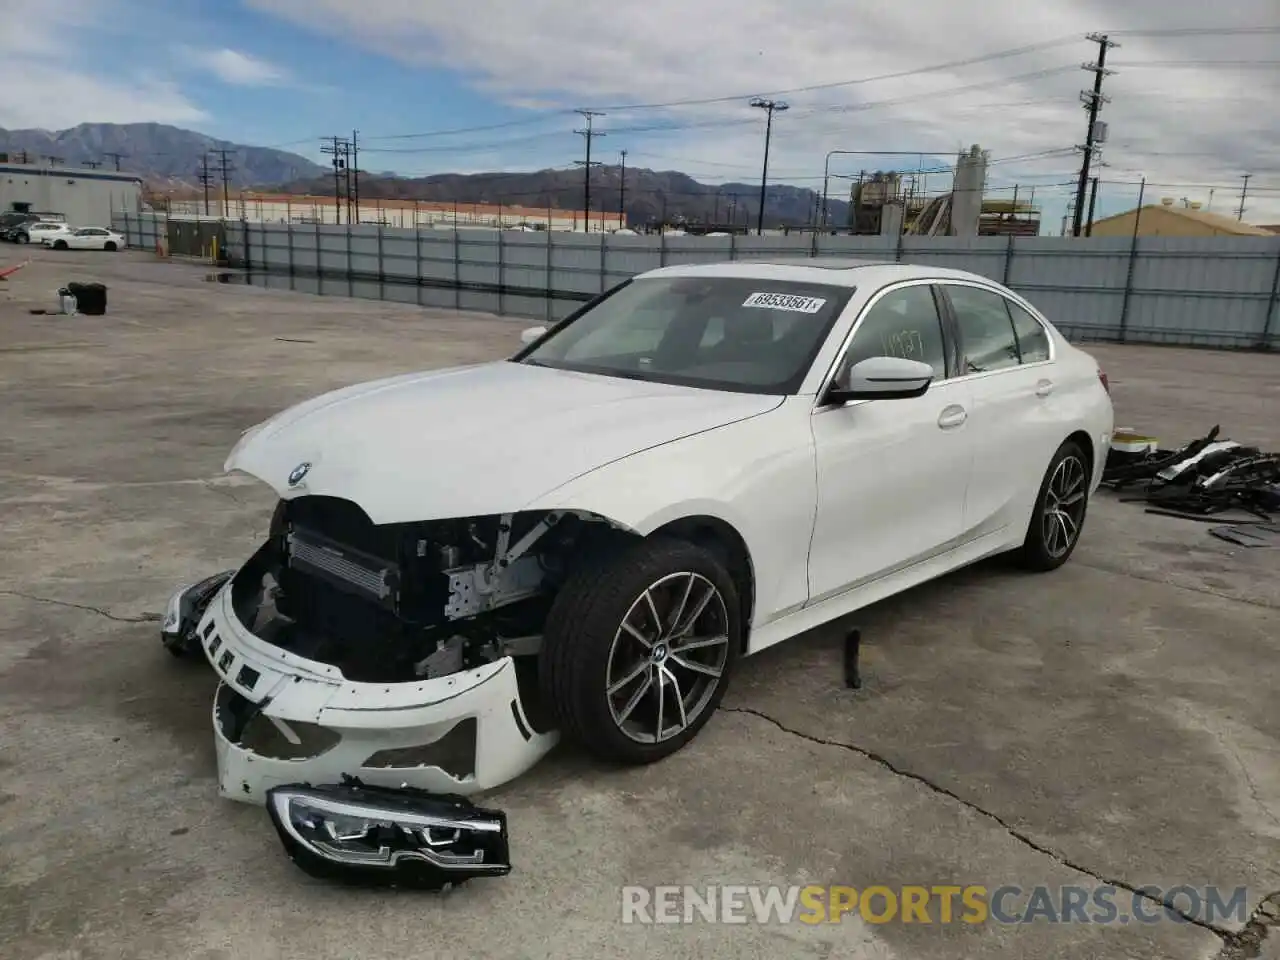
[[937, 404, 967, 429], [1035, 379, 1054, 398]]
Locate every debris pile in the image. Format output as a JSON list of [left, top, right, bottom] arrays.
[[1101, 425, 1280, 546]]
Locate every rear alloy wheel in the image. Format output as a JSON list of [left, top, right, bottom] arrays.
[[1018, 440, 1090, 571], [104, 241, 117, 251], [539, 538, 740, 764]]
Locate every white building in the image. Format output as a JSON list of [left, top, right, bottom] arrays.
[[0, 161, 143, 226], [164, 192, 621, 232]]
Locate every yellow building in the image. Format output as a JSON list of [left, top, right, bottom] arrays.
[[1088, 201, 1275, 238]]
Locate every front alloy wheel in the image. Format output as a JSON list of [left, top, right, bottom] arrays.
[[605, 572, 730, 745], [539, 538, 741, 764]]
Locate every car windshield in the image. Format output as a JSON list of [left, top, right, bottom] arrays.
[[517, 276, 855, 394]]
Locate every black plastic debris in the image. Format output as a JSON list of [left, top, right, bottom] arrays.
[[1102, 425, 1280, 522], [1208, 524, 1280, 548], [266, 777, 511, 890]]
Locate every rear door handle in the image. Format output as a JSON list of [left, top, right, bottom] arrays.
[[938, 405, 967, 429], [1035, 379, 1054, 398]]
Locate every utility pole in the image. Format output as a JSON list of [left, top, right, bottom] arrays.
[[1237, 174, 1250, 221], [351, 129, 360, 224], [1085, 176, 1100, 236], [196, 155, 215, 216], [320, 136, 351, 224], [618, 150, 627, 229], [574, 110, 605, 233], [83, 160, 101, 169], [211, 149, 235, 218], [750, 97, 789, 236], [1072, 32, 1117, 237], [102, 152, 127, 172]]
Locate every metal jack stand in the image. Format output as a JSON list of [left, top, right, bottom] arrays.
[[843, 628, 863, 689]]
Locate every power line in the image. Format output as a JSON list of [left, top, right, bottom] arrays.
[[588, 37, 1083, 111], [1073, 33, 1118, 237], [573, 110, 606, 227], [1109, 59, 1280, 68]]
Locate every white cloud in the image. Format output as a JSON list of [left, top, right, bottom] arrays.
[[247, 0, 1280, 222], [184, 47, 290, 87], [0, 0, 207, 129]]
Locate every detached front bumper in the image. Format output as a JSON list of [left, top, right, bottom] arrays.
[[198, 584, 557, 806]]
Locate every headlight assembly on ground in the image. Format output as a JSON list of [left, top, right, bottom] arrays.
[[266, 779, 511, 889]]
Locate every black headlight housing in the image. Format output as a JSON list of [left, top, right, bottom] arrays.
[[266, 779, 511, 889], [160, 570, 235, 658]]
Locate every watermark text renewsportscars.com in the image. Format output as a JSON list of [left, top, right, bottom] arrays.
[[620, 884, 1250, 926]]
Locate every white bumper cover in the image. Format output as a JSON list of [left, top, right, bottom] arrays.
[[198, 585, 558, 806]]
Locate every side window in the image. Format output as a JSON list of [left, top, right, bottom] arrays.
[[843, 284, 947, 380], [1006, 300, 1051, 363], [946, 285, 1021, 373]]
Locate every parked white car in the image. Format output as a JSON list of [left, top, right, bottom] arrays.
[[18, 221, 71, 245], [183, 259, 1114, 806], [47, 226, 125, 251]]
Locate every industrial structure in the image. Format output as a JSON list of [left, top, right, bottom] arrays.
[[1088, 198, 1276, 238], [162, 193, 619, 232], [839, 145, 1040, 238], [0, 158, 143, 225]]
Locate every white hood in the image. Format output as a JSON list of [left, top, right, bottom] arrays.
[[225, 360, 782, 523]]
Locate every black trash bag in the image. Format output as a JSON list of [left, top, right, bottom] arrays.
[[66, 282, 107, 315]]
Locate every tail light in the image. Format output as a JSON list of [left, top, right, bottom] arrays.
[[1097, 369, 1110, 394]]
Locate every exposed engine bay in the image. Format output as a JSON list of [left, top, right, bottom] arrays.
[[231, 495, 626, 686]]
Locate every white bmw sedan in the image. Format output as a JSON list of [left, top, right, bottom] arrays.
[[193, 258, 1113, 805]]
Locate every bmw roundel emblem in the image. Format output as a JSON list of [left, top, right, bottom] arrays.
[[288, 461, 312, 486]]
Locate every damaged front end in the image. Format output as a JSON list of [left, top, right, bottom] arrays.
[[267, 779, 511, 888], [195, 494, 625, 805]]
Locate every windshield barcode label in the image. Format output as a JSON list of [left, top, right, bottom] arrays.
[[742, 292, 827, 313]]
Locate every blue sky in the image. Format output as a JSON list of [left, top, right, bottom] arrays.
[[3, 0, 1278, 226]]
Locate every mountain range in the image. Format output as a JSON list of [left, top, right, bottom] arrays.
[[0, 122, 325, 187], [0, 122, 850, 227]]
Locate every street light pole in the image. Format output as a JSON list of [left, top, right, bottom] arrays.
[[750, 97, 788, 236]]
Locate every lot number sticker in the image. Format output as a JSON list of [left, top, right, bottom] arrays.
[[742, 292, 827, 313]]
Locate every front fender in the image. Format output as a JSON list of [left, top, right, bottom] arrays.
[[527, 397, 817, 628]]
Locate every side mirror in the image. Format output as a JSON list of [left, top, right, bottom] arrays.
[[519, 325, 547, 345], [826, 356, 934, 404]]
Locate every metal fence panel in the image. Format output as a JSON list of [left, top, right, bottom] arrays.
[[108, 215, 1280, 349]]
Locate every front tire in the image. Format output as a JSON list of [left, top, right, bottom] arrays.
[[539, 538, 741, 765], [1018, 439, 1091, 571]]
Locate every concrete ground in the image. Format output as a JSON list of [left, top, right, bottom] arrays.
[[1, 247, 1277, 960]]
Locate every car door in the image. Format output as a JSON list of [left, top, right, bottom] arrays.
[[937, 281, 1064, 539], [806, 280, 973, 604]]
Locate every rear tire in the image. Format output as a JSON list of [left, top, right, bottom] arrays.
[[539, 537, 741, 765], [104, 241, 117, 252], [17, 234, 29, 244], [1017, 439, 1091, 572], [53, 240, 67, 250]]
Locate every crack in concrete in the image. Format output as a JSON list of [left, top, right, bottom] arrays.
[[0, 589, 161, 623], [725, 706, 1276, 950], [1075, 560, 1279, 612]]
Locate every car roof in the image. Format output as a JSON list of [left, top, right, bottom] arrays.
[[637, 258, 1000, 289]]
